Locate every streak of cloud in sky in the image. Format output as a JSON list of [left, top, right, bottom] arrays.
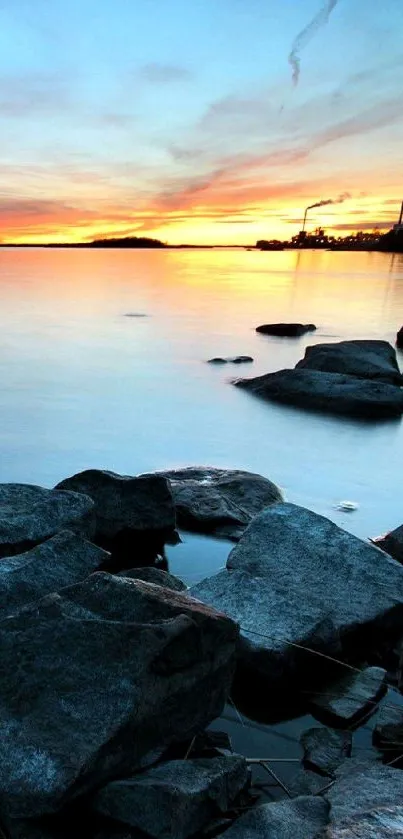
[[0, 0, 402, 244], [289, 0, 339, 86]]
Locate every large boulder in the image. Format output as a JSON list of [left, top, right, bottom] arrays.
[[324, 761, 403, 837], [0, 484, 95, 558], [55, 470, 175, 566], [146, 467, 283, 541], [397, 326, 403, 349], [216, 797, 329, 839], [234, 368, 403, 418], [191, 504, 403, 692], [0, 530, 108, 618], [256, 323, 316, 337], [296, 340, 403, 385], [372, 523, 403, 564], [93, 756, 249, 839], [0, 573, 238, 817]]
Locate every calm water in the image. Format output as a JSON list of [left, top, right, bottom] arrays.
[[1, 246, 402, 552], [1, 246, 401, 784]]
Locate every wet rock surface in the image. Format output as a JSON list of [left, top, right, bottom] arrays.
[[309, 667, 387, 727], [0, 530, 108, 618], [256, 323, 317, 337], [234, 367, 403, 418], [0, 483, 96, 558], [93, 756, 249, 839], [149, 467, 283, 541], [300, 727, 352, 777], [191, 504, 403, 690], [0, 573, 238, 818], [218, 796, 329, 839], [55, 470, 175, 567], [296, 340, 403, 385]]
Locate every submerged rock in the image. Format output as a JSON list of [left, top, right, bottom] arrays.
[[324, 761, 403, 837], [296, 340, 403, 385], [55, 470, 175, 566], [191, 504, 403, 692], [234, 368, 403, 418], [373, 705, 403, 753], [147, 466, 283, 541], [116, 566, 187, 591], [372, 524, 403, 564], [256, 323, 316, 337], [309, 667, 387, 727], [93, 756, 249, 839], [0, 573, 238, 817], [0, 530, 108, 618], [217, 796, 329, 839], [300, 728, 352, 777], [0, 483, 95, 558]]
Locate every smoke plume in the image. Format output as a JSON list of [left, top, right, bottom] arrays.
[[289, 0, 339, 86], [307, 192, 350, 211]]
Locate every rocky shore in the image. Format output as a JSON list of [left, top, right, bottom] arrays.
[[1, 465, 403, 838]]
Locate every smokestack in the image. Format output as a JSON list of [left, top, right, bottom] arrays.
[[302, 208, 309, 232], [399, 201, 403, 226]]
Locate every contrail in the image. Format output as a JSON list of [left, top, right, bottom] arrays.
[[289, 0, 339, 86]]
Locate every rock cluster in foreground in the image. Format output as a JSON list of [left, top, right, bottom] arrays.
[[235, 339, 403, 418], [1, 470, 403, 837]]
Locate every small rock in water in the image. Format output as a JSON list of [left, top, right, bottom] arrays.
[[93, 756, 249, 839], [373, 705, 403, 753], [337, 501, 359, 512], [207, 356, 253, 364], [300, 727, 352, 777], [309, 666, 387, 727]]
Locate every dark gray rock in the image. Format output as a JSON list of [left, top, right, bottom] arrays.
[[0, 530, 108, 618], [217, 796, 329, 839], [300, 728, 352, 776], [55, 470, 175, 566], [207, 357, 253, 364], [191, 504, 403, 691], [234, 368, 403, 418], [324, 761, 403, 836], [116, 566, 187, 592], [256, 323, 316, 337], [373, 705, 403, 752], [309, 667, 387, 727], [325, 807, 403, 837], [0, 573, 238, 818], [0, 483, 95, 558], [296, 340, 403, 385], [230, 356, 254, 364], [148, 467, 283, 541], [372, 524, 403, 564], [397, 327, 403, 349], [288, 769, 331, 797], [93, 756, 249, 839]]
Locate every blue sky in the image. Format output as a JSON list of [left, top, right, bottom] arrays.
[[1, 0, 403, 243]]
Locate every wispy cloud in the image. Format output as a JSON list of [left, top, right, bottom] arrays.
[[138, 63, 193, 84]]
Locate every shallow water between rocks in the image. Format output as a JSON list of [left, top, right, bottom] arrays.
[[1, 245, 403, 800]]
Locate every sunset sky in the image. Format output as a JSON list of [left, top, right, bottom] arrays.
[[1, 0, 403, 245]]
